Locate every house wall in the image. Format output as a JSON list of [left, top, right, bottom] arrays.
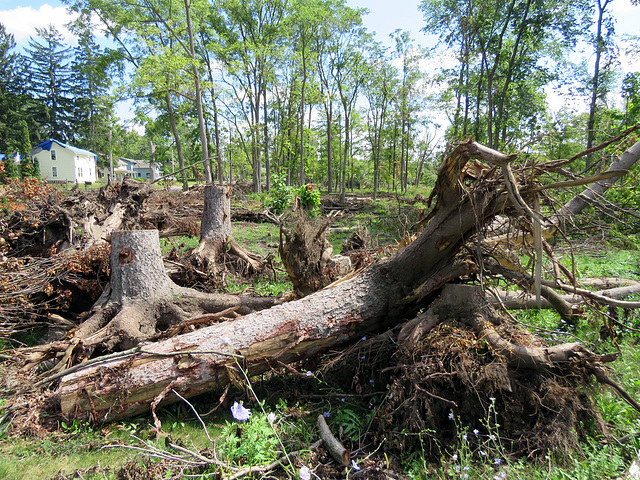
[[34, 145, 96, 183]]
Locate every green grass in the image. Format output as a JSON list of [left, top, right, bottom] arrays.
[[559, 249, 640, 280], [159, 235, 200, 255]]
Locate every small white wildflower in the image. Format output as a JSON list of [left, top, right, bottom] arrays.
[[230, 401, 251, 421], [299, 466, 311, 480], [452, 454, 458, 461], [351, 460, 361, 471], [323, 411, 330, 418], [489, 397, 496, 402], [473, 429, 479, 435], [305, 370, 312, 377], [462, 434, 468, 440], [448, 412, 455, 420], [494, 457, 502, 465], [361, 336, 367, 341], [267, 412, 277, 423], [480, 450, 487, 457], [489, 434, 496, 441]]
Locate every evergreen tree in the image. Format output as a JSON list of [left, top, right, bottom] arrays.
[[1, 156, 19, 180], [69, 15, 117, 151], [17, 120, 33, 178], [0, 23, 27, 155], [24, 25, 76, 142]]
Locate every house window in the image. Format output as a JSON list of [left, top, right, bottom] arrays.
[[52, 166, 57, 177], [146, 172, 150, 178], [78, 167, 83, 177], [89, 168, 92, 177], [51, 150, 56, 161]]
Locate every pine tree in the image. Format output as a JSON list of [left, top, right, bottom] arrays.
[[17, 120, 33, 178], [24, 25, 76, 142], [69, 17, 116, 152], [0, 23, 23, 155]]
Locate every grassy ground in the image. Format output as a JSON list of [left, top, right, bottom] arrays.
[[1, 184, 640, 478]]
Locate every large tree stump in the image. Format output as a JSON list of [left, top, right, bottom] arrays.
[[72, 229, 277, 352]]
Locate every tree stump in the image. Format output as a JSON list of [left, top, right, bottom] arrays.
[[72, 229, 277, 352], [190, 185, 262, 273]]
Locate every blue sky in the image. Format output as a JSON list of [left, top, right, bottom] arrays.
[[1, 0, 638, 124], [1, 0, 638, 52]]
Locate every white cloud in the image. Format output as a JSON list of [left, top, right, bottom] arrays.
[[0, 4, 78, 45]]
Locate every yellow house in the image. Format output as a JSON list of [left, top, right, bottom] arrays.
[[31, 139, 97, 183]]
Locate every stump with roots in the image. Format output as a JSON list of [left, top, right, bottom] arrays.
[[189, 185, 262, 274], [72, 229, 276, 352]]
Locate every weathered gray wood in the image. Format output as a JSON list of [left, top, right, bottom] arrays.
[[72, 229, 277, 351]]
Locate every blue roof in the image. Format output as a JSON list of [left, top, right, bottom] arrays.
[[35, 139, 97, 157]]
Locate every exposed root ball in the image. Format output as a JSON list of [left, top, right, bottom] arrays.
[[372, 321, 603, 460]]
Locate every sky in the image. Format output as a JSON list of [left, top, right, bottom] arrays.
[[1, 0, 639, 123], [4, 0, 637, 50]]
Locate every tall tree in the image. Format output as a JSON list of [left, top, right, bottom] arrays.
[[0, 23, 26, 155], [420, 0, 589, 149], [24, 25, 76, 142], [391, 30, 425, 192], [585, 0, 616, 168], [214, 0, 288, 193], [362, 43, 395, 200], [330, 25, 369, 203], [313, 2, 364, 193], [69, 14, 117, 155]]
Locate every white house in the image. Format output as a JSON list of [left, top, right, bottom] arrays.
[[31, 139, 97, 184]]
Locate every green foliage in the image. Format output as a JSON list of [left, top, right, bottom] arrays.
[[0, 159, 19, 181], [159, 235, 200, 256], [265, 174, 294, 214], [333, 406, 366, 441], [295, 183, 321, 216], [218, 413, 279, 466]]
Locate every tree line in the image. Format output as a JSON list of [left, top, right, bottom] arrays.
[[0, 0, 639, 195]]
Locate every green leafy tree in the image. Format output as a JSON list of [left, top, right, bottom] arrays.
[[621, 72, 640, 128], [584, 0, 617, 168], [1, 156, 19, 180], [213, 0, 289, 193], [419, 0, 590, 149], [69, 15, 117, 154], [0, 23, 44, 155]]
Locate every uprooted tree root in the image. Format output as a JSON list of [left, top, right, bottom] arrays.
[[319, 287, 611, 462], [375, 321, 602, 460]]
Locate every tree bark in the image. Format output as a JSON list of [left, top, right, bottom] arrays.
[[189, 184, 262, 273], [71, 229, 276, 352], [556, 138, 640, 228], [192, 185, 233, 260]]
